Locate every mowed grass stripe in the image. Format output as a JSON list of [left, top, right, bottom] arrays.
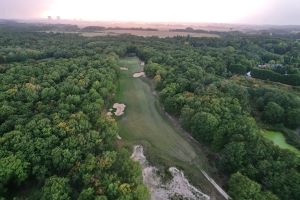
[[118, 57, 196, 162]]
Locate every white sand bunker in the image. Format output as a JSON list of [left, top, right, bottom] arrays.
[[120, 67, 128, 71], [133, 72, 145, 78], [117, 135, 122, 140], [106, 112, 113, 116], [131, 145, 210, 200], [113, 103, 126, 116]]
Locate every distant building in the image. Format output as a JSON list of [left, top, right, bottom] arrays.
[[57, 16, 60, 20], [257, 64, 270, 68], [257, 63, 283, 69], [48, 16, 52, 20]]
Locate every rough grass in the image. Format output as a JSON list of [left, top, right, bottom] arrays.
[[260, 130, 300, 156], [116, 57, 224, 199]]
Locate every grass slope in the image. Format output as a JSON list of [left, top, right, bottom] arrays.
[[116, 57, 224, 199]]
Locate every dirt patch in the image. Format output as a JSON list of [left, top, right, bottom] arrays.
[[113, 103, 126, 116], [120, 67, 128, 71], [131, 145, 210, 200], [133, 72, 145, 78]]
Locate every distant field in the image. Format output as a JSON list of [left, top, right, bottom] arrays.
[[260, 130, 300, 155], [81, 29, 219, 38]]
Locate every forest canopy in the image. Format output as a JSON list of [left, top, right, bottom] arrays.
[[0, 24, 300, 200]]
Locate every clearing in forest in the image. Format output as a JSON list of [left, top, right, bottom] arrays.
[[260, 130, 300, 156]]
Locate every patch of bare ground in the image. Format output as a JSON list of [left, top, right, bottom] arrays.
[[131, 145, 210, 200]]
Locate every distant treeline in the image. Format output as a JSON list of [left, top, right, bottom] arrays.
[[106, 27, 158, 31], [80, 26, 105, 32], [169, 27, 220, 34], [0, 22, 79, 32], [0, 22, 158, 33], [80, 26, 158, 32]]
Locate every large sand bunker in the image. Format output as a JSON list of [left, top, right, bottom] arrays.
[[113, 103, 126, 116], [133, 72, 145, 78], [131, 145, 210, 200]]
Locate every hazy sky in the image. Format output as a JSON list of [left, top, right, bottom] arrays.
[[0, 0, 299, 25]]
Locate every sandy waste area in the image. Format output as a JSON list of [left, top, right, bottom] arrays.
[[131, 145, 210, 200]]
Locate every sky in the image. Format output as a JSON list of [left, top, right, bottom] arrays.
[[0, 0, 299, 25]]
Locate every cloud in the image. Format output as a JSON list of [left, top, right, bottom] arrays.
[[0, 0, 299, 24], [244, 0, 300, 25], [0, 0, 54, 19]]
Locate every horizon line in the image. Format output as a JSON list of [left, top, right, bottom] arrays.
[[1, 17, 300, 27]]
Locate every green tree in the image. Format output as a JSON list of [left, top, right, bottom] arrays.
[[263, 102, 284, 124], [228, 64, 247, 74], [228, 172, 279, 200], [285, 109, 300, 128], [41, 176, 71, 200], [220, 142, 247, 173], [78, 188, 95, 200], [0, 155, 28, 193], [191, 112, 219, 143]]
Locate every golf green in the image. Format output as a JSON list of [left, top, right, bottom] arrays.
[[260, 130, 300, 155]]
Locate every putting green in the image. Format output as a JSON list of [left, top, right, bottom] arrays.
[[116, 57, 223, 199], [260, 130, 300, 155]]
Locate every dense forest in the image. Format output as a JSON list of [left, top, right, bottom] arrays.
[[0, 23, 300, 200], [0, 29, 148, 199], [139, 35, 300, 200]]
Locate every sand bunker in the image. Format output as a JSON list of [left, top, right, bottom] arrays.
[[131, 145, 210, 200], [106, 112, 113, 116], [113, 103, 126, 116], [120, 67, 128, 71], [133, 72, 145, 78], [117, 135, 122, 140]]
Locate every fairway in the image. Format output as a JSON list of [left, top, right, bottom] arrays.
[[116, 57, 224, 199], [260, 130, 300, 155]]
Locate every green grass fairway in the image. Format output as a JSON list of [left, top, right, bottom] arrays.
[[260, 130, 300, 155], [116, 57, 223, 199]]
